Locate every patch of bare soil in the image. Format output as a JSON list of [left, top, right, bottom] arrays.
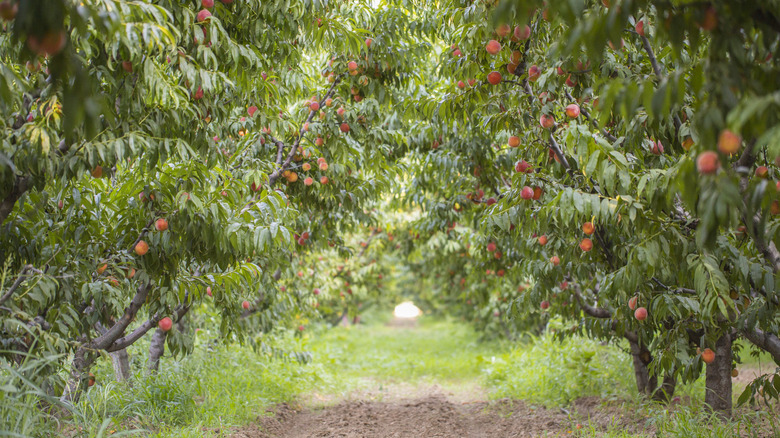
[[232, 385, 651, 438]]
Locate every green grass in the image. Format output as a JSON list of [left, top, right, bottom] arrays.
[[307, 317, 504, 390]]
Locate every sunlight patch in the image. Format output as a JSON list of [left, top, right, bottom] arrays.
[[393, 301, 422, 319]]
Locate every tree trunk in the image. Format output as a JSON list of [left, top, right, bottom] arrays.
[[652, 373, 677, 402], [60, 348, 96, 403], [705, 333, 733, 418], [628, 338, 656, 396], [147, 328, 167, 373], [110, 349, 131, 382]]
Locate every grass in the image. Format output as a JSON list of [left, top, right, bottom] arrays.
[[2, 314, 778, 437]]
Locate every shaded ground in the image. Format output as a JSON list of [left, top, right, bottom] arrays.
[[232, 384, 649, 438]]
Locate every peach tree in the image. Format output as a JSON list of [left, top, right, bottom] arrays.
[[0, 0, 424, 401], [392, 0, 780, 417]]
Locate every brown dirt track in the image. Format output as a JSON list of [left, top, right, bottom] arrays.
[[232, 385, 649, 438]]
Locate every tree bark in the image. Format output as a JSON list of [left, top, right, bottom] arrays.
[[147, 328, 167, 373], [705, 333, 733, 418], [110, 349, 131, 382], [652, 374, 677, 402], [628, 338, 656, 396]]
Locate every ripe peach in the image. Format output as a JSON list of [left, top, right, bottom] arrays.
[[508, 136, 520, 148], [158, 317, 173, 331], [565, 75, 577, 87], [202, 0, 214, 7], [701, 348, 715, 363], [91, 166, 103, 178], [486, 40, 501, 55], [155, 218, 168, 232], [579, 238, 593, 251], [652, 140, 664, 155], [565, 104, 580, 118], [527, 65, 541, 82], [755, 166, 769, 178], [196, 9, 212, 22], [487, 71, 502, 85], [487, 242, 497, 252], [242, 300, 250, 310], [134, 240, 149, 256], [126, 268, 136, 279], [348, 61, 358, 71], [206, 286, 212, 296], [541, 301, 550, 310], [717, 130, 741, 154], [319, 161, 328, 171], [634, 307, 648, 321], [538, 235, 548, 245], [340, 122, 350, 133], [582, 222, 594, 235], [310, 102, 320, 111], [628, 296, 638, 310], [635, 20, 645, 37], [515, 160, 532, 173], [452, 48, 462, 57], [97, 263, 108, 275], [550, 256, 560, 266], [496, 24, 511, 38], [457, 80, 466, 89], [682, 137, 694, 151], [365, 38, 372, 47], [521, 186, 534, 200], [320, 176, 329, 184], [540, 114, 555, 129], [696, 151, 720, 174], [514, 25, 531, 40], [533, 187, 542, 200]]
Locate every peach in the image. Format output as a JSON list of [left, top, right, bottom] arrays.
[[696, 151, 720, 174], [565, 104, 580, 118], [538, 235, 548, 245], [486, 40, 501, 55], [521, 186, 534, 200], [701, 347, 715, 363], [487, 71, 502, 85], [508, 136, 520, 148], [158, 317, 173, 331], [634, 307, 647, 321], [579, 238, 593, 251]]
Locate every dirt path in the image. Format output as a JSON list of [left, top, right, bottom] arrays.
[[232, 384, 648, 438]]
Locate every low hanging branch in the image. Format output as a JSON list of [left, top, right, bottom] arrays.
[[742, 327, 780, 364]]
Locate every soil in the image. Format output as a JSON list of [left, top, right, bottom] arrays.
[[232, 384, 652, 438]]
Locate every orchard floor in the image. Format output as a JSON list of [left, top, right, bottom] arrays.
[[224, 318, 779, 438]]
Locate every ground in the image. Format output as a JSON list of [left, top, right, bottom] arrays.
[[221, 318, 778, 438]]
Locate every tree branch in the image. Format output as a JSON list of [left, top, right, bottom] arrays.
[[0, 265, 34, 306], [742, 326, 780, 364], [267, 74, 345, 186]]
